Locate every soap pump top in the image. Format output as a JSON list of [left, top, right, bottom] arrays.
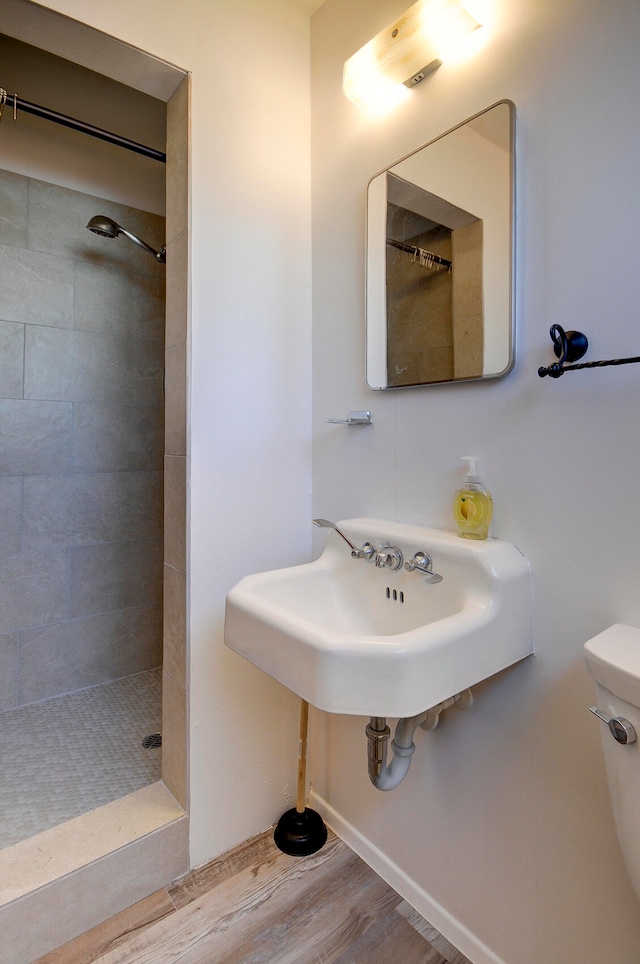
[[453, 455, 493, 540], [462, 455, 478, 484]]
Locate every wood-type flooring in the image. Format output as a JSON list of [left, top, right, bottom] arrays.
[[36, 827, 472, 964]]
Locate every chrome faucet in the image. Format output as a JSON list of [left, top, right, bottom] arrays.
[[312, 519, 404, 565], [405, 550, 443, 584], [312, 519, 375, 559], [374, 543, 404, 570]]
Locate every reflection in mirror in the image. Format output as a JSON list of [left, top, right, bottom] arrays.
[[366, 101, 514, 389]]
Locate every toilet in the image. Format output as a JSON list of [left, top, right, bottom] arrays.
[[584, 624, 640, 901]]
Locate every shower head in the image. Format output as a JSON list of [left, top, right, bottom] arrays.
[[86, 215, 166, 263], [86, 215, 119, 239]]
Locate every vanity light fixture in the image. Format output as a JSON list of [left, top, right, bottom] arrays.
[[342, 0, 482, 110]]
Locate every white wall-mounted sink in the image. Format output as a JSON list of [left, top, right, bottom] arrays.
[[224, 518, 533, 717]]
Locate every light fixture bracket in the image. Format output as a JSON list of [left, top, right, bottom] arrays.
[[404, 60, 442, 88]]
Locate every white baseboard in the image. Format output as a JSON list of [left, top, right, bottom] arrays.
[[310, 790, 507, 964]]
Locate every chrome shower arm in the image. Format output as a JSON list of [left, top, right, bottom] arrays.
[[86, 215, 166, 264], [117, 226, 166, 263]]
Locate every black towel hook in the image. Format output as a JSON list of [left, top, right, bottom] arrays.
[[538, 326, 640, 378]]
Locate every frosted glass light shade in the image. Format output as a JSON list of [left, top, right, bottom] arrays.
[[343, 0, 481, 110]]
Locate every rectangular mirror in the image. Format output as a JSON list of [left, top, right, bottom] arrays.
[[366, 100, 515, 389]]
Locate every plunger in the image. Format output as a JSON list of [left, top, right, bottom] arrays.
[[274, 699, 327, 856]]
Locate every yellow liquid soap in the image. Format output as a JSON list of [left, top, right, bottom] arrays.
[[453, 486, 493, 540]]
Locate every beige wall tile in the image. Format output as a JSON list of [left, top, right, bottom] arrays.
[[0, 321, 25, 399], [0, 169, 28, 247], [161, 671, 187, 807], [163, 564, 186, 690], [452, 221, 483, 379], [166, 79, 189, 244], [164, 456, 186, 572], [19, 606, 162, 704], [419, 346, 454, 383], [165, 341, 187, 457], [22, 471, 162, 550], [0, 549, 69, 636], [0, 246, 74, 327], [72, 401, 163, 473], [24, 326, 164, 407], [166, 77, 188, 147], [0, 399, 72, 474], [74, 261, 165, 343], [165, 229, 188, 349], [70, 537, 163, 618]]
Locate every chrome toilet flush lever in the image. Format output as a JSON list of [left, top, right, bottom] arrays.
[[405, 550, 444, 584], [589, 706, 637, 745]]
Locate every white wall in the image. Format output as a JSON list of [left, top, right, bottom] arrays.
[[310, 0, 640, 961], [30, 0, 313, 869]]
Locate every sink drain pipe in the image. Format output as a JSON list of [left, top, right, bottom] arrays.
[[366, 690, 473, 791]]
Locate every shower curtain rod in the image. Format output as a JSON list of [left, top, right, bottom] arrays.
[[386, 237, 452, 270], [0, 90, 166, 163]]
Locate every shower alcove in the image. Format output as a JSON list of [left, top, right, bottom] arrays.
[[0, 5, 189, 960]]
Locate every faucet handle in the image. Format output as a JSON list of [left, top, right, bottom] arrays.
[[405, 551, 432, 572], [405, 550, 444, 584], [352, 542, 377, 561]]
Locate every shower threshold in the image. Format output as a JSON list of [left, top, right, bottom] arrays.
[[0, 779, 187, 962]]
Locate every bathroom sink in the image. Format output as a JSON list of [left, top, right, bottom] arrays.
[[224, 518, 533, 717]]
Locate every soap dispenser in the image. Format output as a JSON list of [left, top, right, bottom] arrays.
[[453, 456, 493, 540]]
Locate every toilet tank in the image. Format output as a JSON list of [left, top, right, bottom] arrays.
[[584, 624, 640, 903]]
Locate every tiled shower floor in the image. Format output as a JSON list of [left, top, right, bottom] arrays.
[[0, 668, 162, 849]]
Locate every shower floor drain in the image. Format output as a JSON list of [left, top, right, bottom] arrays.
[[142, 733, 162, 749]]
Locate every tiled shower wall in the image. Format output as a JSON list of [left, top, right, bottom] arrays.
[[0, 169, 165, 710]]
